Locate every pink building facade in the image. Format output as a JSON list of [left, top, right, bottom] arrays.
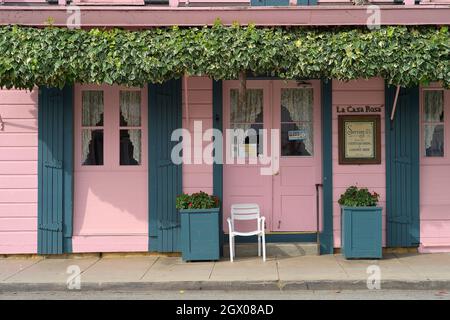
[[0, 0, 449, 255]]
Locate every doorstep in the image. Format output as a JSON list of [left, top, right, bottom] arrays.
[[223, 242, 319, 258]]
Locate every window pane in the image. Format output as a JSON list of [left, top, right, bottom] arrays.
[[281, 123, 313, 156], [424, 90, 444, 122], [424, 124, 444, 157], [82, 129, 104, 165], [281, 88, 313, 122], [120, 91, 141, 127], [82, 91, 104, 126], [120, 129, 141, 165], [231, 123, 264, 158], [230, 89, 263, 123]]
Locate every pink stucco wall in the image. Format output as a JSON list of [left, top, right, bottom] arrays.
[[2, 79, 450, 254], [182, 76, 213, 196], [332, 78, 386, 248], [0, 89, 38, 254]]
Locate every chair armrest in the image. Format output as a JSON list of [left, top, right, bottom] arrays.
[[227, 217, 233, 233]]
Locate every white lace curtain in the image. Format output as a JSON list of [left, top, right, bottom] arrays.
[[120, 91, 141, 126], [230, 89, 263, 124], [281, 88, 313, 122], [81, 129, 92, 164], [423, 90, 444, 155], [281, 88, 313, 155], [120, 91, 142, 163], [82, 91, 103, 126]]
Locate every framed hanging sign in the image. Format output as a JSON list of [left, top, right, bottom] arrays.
[[338, 115, 381, 165]]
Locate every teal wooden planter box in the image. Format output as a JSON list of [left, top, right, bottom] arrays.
[[180, 207, 220, 262], [341, 206, 382, 259]]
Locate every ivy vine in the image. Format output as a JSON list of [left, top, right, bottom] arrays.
[[0, 23, 448, 90]]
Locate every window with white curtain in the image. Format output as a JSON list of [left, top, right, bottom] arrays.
[[280, 88, 313, 156], [230, 89, 264, 158], [423, 90, 444, 157], [81, 91, 104, 165], [119, 91, 142, 165]]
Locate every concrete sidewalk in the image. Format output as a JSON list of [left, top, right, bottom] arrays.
[[1, 253, 450, 292]]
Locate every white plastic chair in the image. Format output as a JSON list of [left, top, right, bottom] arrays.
[[227, 203, 266, 262]]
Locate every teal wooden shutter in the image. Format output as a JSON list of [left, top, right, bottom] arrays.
[[148, 79, 182, 252], [385, 85, 420, 247], [320, 79, 334, 254], [251, 0, 290, 5], [212, 80, 224, 256], [38, 86, 74, 254]]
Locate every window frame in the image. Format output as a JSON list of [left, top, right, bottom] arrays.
[[74, 84, 148, 173], [420, 84, 450, 165]]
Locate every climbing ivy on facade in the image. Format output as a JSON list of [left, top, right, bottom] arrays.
[[0, 23, 448, 90]]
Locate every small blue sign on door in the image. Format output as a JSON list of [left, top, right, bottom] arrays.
[[288, 130, 306, 141]]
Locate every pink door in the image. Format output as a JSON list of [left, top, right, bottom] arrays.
[[223, 81, 273, 231], [272, 80, 322, 231], [73, 84, 148, 252], [223, 80, 321, 232]]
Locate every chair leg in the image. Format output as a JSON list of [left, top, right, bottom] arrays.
[[262, 233, 266, 262], [232, 236, 236, 258], [258, 235, 261, 257], [229, 234, 234, 262]]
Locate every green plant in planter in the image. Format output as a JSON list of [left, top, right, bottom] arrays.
[[338, 186, 380, 207], [339, 186, 382, 258], [177, 191, 221, 261], [176, 191, 220, 210]]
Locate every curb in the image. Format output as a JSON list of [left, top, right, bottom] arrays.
[[2, 280, 450, 292]]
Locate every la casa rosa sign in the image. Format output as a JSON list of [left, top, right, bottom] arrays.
[[337, 105, 383, 114]]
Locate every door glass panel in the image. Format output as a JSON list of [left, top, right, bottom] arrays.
[[120, 129, 141, 165], [81, 91, 104, 165], [424, 91, 444, 122], [230, 89, 264, 158], [120, 91, 141, 126], [82, 91, 104, 126], [82, 129, 104, 165], [119, 90, 142, 165], [281, 122, 312, 157], [424, 124, 444, 157], [280, 88, 313, 156]]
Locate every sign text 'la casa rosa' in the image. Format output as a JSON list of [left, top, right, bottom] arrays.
[[337, 105, 383, 113]]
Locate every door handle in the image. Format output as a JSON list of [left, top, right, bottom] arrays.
[[274, 171, 279, 176]]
